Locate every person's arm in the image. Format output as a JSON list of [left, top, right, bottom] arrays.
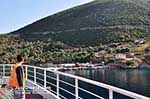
[[16, 67, 23, 87]]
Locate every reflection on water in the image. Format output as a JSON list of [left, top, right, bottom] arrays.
[[67, 69, 150, 97]]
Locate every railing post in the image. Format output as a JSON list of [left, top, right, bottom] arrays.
[[109, 89, 113, 99], [56, 73, 59, 97], [25, 66, 27, 80], [34, 67, 36, 84], [3, 65, 5, 77], [11, 64, 13, 70], [75, 78, 78, 99], [44, 69, 46, 89]]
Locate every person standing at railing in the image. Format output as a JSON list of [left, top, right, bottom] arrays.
[[8, 55, 26, 99]]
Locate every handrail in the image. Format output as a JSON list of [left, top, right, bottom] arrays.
[[0, 64, 149, 99]]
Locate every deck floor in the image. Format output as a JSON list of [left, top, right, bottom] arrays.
[[0, 78, 58, 99], [25, 94, 43, 99]]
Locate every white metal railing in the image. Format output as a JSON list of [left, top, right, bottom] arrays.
[[0, 64, 149, 99]]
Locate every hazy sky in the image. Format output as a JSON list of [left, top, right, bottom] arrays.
[[0, 0, 93, 33]]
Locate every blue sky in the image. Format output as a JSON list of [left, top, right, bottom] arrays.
[[0, 0, 93, 33]]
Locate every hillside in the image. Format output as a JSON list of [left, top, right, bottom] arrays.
[[12, 0, 150, 46], [0, 35, 107, 64]]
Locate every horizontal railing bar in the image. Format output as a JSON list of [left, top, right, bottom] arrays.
[[50, 89, 57, 95], [27, 70, 34, 73], [46, 75, 57, 81], [27, 72, 34, 75], [27, 73, 34, 76], [0, 64, 12, 66], [3, 74, 10, 76], [59, 87, 76, 97], [36, 77, 44, 82], [3, 69, 11, 70], [25, 65, 47, 71], [36, 82, 44, 87], [59, 87, 83, 99], [0, 69, 9, 71], [78, 87, 104, 99], [50, 89, 67, 99], [51, 89, 67, 99], [36, 72, 44, 76], [59, 94, 67, 99], [28, 74, 34, 78], [1, 77, 9, 79], [49, 88, 68, 99], [3, 72, 10, 74], [46, 81, 57, 87], [59, 79, 75, 88]]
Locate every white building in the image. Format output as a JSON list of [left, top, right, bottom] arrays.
[[115, 53, 134, 60], [115, 54, 126, 59]]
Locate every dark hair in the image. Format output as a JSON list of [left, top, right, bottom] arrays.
[[17, 55, 23, 62]]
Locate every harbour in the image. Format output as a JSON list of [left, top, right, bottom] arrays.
[[66, 68, 150, 98]]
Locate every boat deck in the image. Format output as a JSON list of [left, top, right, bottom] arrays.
[[0, 64, 149, 99], [0, 77, 58, 99]]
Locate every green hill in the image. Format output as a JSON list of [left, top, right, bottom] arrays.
[[12, 0, 150, 46]]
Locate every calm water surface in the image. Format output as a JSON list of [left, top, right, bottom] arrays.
[[66, 69, 150, 97]]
